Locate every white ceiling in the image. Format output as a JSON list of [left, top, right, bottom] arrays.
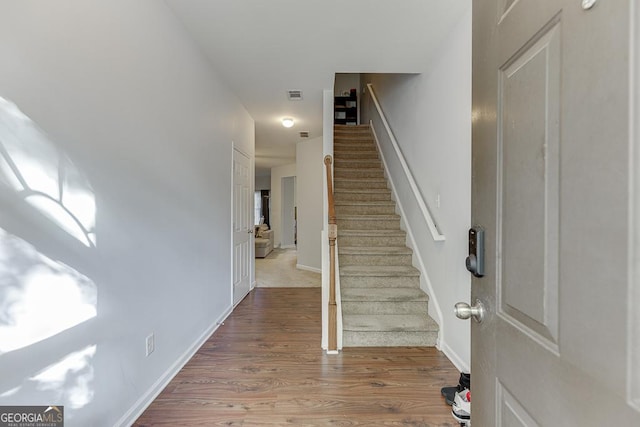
[[164, 0, 469, 176]]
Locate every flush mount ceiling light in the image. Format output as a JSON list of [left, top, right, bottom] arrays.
[[282, 118, 294, 128]]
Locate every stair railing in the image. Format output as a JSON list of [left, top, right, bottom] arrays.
[[324, 154, 338, 352]]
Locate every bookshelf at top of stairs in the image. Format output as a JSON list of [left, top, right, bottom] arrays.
[[333, 124, 438, 347]]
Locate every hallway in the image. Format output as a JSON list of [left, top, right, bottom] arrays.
[[255, 248, 321, 288], [134, 288, 459, 426]]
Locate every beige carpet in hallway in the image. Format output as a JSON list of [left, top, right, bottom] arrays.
[[255, 248, 321, 287]]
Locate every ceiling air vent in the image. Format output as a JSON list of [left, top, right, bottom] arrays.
[[299, 131, 309, 138], [287, 90, 303, 101]]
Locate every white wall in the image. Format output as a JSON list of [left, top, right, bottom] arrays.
[[334, 73, 361, 97], [270, 163, 296, 248], [255, 174, 271, 190], [361, 6, 472, 370], [296, 137, 323, 272], [0, 1, 254, 426]]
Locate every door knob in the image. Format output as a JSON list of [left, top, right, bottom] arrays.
[[455, 300, 486, 323], [248, 229, 254, 234]]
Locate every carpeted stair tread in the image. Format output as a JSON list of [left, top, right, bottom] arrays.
[[334, 188, 391, 194], [338, 229, 404, 236], [339, 246, 412, 255], [334, 189, 392, 202], [340, 265, 420, 277], [334, 166, 383, 171], [338, 229, 406, 247], [337, 214, 400, 220], [335, 178, 388, 188], [335, 200, 395, 206], [342, 287, 428, 302], [336, 177, 386, 183], [334, 159, 382, 167], [343, 314, 438, 333], [333, 151, 379, 159]]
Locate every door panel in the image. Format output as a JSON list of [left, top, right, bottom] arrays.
[[498, 17, 560, 350], [232, 148, 251, 305], [472, 0, 638, 425]]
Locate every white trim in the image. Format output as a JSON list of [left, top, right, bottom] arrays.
[[115, 307, 233, 427], [438, 340, 470, 374], [296, 263, 321, 274], [366, 83, 445, 242], [370, 123, 444, 336], [280, 244, 296, 249]]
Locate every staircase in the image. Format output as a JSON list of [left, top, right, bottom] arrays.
[[333, 124, 439, 347]]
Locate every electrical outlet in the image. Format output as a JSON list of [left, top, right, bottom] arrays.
[[145, 333, 155, 356]]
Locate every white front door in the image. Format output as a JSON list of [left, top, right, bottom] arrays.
[[471, 0, 640, 425], [232, 148, 251, 305]]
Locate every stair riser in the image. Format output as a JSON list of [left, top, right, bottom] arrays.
[[336, 205, 396, 215], [334, 128, 370, 133], [340, 275, 420, 288], [334, 134, 373, 139], [338, 234, 405, 246], [334, 145, 376, 152], [334, 169, 384, 179], [333, 140, 376, 147], [339, 253, 413, 266], [342, 301, 427, 315], [335, 181, 388, 190], [337, 219, 400, 230], [335, 152, 379, 160], [334, 160, 382, 169], [334, 192, 391, 202], [343, 331, 438, 347]]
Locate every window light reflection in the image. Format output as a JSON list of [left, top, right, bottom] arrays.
[[0, 229, 97, 354], [30, 345, 96, 409], [0, 96, 96, 247]]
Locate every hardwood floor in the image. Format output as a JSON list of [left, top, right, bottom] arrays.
[[134, 288, 460, 426]]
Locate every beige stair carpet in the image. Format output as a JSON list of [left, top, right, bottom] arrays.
[[333, 124, 438, 347]]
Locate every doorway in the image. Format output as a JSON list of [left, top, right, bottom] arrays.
[[232, 148, 252, 305], [281, 176, 296, 248]]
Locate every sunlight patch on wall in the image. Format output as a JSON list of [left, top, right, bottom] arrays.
[[0, 229, 97, 354], [30, 345, 96, 409], [0, 96, 96, 247], [0, 386, 21, 398]]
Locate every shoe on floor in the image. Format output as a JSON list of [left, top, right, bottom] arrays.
[[441, 386, 458, 405], [452, 389, 471, 423], [441, 373, 471, 405]]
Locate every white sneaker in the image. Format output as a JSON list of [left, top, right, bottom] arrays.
[[452, 388, 471, 424]]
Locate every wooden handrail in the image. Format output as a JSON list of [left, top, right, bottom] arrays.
[[324, 155, 337, 352]]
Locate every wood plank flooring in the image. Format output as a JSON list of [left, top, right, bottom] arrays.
[[134, 288, 460, 426]]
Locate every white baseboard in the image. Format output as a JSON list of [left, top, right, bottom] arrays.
[[280, 244, 296, 249], [438, 340, 470, 374], [296, 264, 321, 273], [115, 306, 233, 426]]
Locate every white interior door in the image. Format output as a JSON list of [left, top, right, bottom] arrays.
[[232, 148, 251, 305], [471, 0, 639, 425]]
